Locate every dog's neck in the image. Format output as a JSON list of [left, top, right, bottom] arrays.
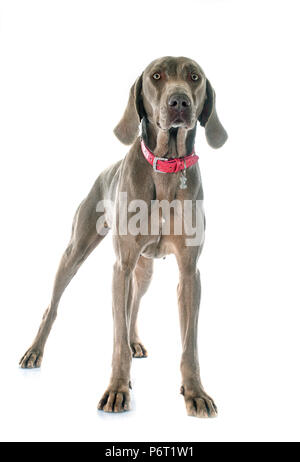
[[141, 118, 196, 159]]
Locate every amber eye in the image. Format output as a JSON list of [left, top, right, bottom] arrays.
[[191, 73, 200, 81], [152, 72, 161, 80]]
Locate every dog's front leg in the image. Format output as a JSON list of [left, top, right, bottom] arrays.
[[98, 255, 137, 413], [176, 252, 218, 418]]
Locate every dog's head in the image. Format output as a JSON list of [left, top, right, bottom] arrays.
[[114, 56, 227, 149]]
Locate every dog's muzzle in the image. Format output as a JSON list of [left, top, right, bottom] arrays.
[[167, 93, 192, 127]]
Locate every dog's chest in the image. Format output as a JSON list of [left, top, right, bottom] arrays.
[[141, 200, 205, 259], [139, 172, 204, 258]]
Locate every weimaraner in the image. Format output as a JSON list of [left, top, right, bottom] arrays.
[[20, 56, 227, 417]]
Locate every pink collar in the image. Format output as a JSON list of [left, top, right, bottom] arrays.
[[141, 138, 199, 173]]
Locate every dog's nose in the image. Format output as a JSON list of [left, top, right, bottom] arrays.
[[168, 93, 191, 111]]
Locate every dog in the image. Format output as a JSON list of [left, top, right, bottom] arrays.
[[20, 56, 227, 417]]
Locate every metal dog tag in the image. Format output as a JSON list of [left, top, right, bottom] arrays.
[[179, 173, 187, 189], [179, 160, 187, 189]]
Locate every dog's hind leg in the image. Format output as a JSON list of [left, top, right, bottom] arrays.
[[19, 181, 109, 368], [128, 256, 153, 358]]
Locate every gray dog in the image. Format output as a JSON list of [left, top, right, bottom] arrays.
[[20, 56, 227, 418]]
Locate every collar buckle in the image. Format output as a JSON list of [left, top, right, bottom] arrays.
[[153, 156, 168, 173]]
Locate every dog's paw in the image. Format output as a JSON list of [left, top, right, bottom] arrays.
[[97, 387, 130, 413], [130, 341, 148, 358], [181, 386, 218, 418], [19, 347, 43, 369]]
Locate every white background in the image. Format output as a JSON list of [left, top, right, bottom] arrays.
[[0, 0, 300, 442]]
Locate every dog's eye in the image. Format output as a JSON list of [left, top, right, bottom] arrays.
[[152, 73, 161, 80], [191, 73, 200, 81]]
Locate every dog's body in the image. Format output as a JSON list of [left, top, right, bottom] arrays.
[[20, 57, 227, 417]]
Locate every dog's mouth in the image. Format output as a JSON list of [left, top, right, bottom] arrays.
[[157, 114, 191, 131], [170, 115, 186, 127], [157, 119, 187, 131], [157, 120, 190, 131]]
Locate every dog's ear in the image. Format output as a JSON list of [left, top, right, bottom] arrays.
[[198, 79, 228, 149], [114, 74, 144, 145]]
